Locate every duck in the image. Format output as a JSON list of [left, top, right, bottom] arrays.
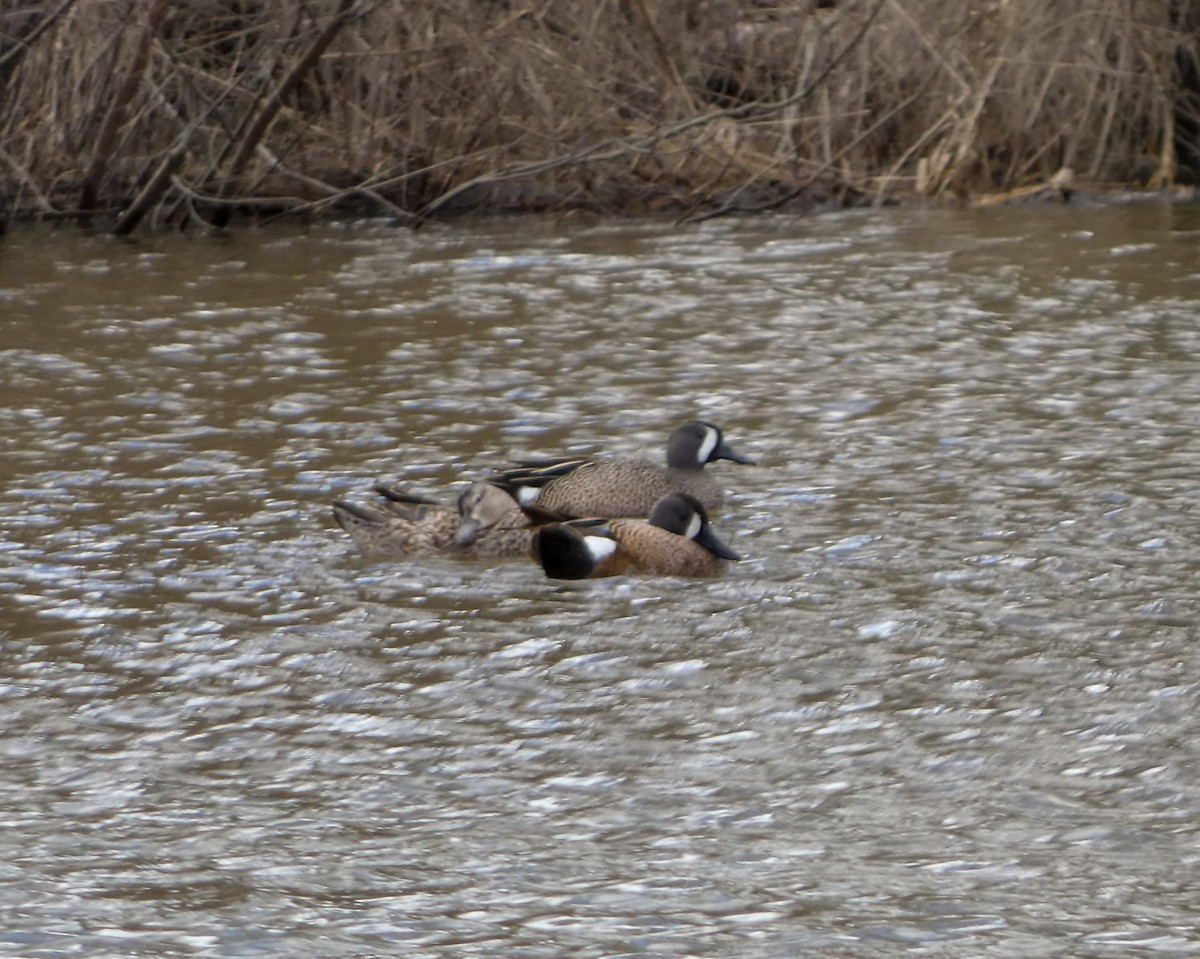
[[331, 480, 531, 559], [529, 492, 741, 579], [488, 420, 755, 519]]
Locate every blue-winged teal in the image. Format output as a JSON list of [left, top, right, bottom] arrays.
[[490, 421, 755, 519], [530, 493, 741, 579], [332, 480, 531, 559]]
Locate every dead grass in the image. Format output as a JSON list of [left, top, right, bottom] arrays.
[[0, 0, 1196, 230]]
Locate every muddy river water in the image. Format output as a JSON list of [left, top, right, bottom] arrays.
[[2, 201, 1200, 956]]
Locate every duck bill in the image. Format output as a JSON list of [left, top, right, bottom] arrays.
[[713, 438, 756, 465], [697, 526, 741, 561], [453, 516, 483, 548]]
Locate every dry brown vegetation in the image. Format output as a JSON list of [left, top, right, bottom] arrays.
[[0, 0, 1197, 231]]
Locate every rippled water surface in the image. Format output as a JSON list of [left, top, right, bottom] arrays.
[[3, 202, 1200, 957]]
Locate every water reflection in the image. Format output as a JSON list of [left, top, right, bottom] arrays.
[[2, 203, 1199, 956]]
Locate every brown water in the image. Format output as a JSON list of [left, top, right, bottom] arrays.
[[2, 202, 1200, 957]]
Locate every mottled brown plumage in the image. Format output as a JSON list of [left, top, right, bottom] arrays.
[[332, 480, 530, 559], [490, 421, 755, 519]]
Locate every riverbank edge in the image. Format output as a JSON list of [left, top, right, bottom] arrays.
[[2, 176, 1196, 237]]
